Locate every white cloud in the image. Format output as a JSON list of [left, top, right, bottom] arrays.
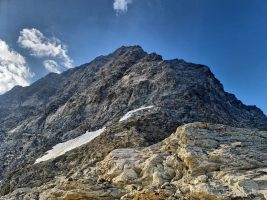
[[113, 0, 133, 14], [18, 28, 73, 72], [43, 60, 61, 74], [0, 40, 33, 94]]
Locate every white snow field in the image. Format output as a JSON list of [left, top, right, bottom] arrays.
[[35, 127, 106, 163], [119, 105, 154, 122]]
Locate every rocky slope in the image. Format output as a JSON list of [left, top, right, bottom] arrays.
[[1, 123, 267, 199], [0, 45, 267, 198]]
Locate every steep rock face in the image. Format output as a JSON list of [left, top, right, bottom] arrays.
[[2, 123, 267, 199], [0, 46, 267, 195]]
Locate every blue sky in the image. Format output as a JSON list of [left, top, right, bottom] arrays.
[[0, 0, 266, 114]]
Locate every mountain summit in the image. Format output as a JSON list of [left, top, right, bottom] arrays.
[[0, 46, 267, 199]]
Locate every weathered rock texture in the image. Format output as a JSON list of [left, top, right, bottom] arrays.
[[0, 46, 267, 198], [1, 123, 267, 199]]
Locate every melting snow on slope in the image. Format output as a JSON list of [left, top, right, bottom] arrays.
[[35, 127, 106, 163], [119, 105, 154, 122]]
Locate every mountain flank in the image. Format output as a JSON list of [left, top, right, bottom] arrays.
[[0, 46, 266, 199]]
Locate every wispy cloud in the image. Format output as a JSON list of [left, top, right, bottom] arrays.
[[43, 60, 61, 74], [113, 0, 133, 14], [18, 28, 73, 72], [0, 40, 33, 94]]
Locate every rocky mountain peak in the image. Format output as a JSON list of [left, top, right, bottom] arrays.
[[0, 46, 267, 199], [110, 45, 147, 61], [110, 45, 163, 64], [113, 45, 145, 54]]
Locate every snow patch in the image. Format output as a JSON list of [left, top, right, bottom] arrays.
[[35, 127, 106, 164], [119, 105, 154, 122]]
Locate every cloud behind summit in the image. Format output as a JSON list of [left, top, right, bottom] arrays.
[[18, 28, 73, 73], [0, 40, 33, 94]]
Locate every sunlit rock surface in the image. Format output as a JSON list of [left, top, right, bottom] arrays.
[[2, 123, 267, 199]]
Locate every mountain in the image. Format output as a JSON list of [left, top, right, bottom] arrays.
[[0, 46, 267, 199]]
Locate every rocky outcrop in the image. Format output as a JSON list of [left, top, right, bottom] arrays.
[[79, 122, 267, 199], [1, 123, 267, 199], [0, 46, 267, 197]]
